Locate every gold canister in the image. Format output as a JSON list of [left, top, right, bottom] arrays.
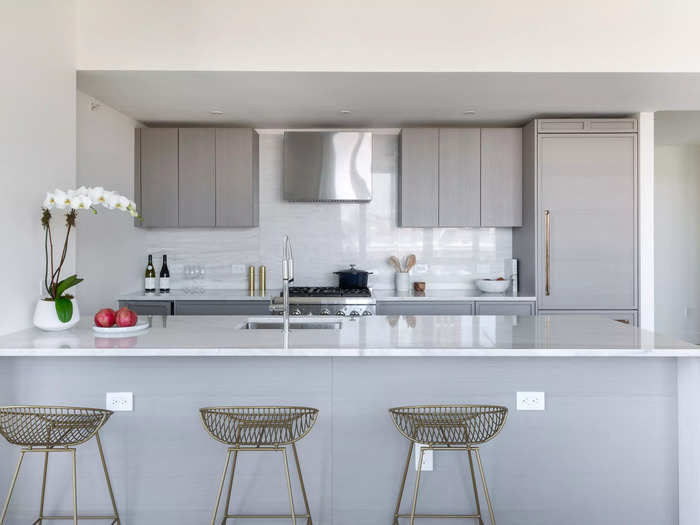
[[248, 266, 255, 296], [259, 265, 266, 296]]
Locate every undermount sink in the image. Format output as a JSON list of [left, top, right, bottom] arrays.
[[242, 317, 343, 330]]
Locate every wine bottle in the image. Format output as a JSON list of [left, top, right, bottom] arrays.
[[159, 255, 170, 294], [144, 254, 156, 295]]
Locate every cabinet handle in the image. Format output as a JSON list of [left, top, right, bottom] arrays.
[[545, 210, 551, 296]]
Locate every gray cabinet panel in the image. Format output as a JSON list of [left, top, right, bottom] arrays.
[[174, 301, 271, 316], [376, 301, 474, 316], [480, 128, 522, 227], [399, 128, 439, 227], [179, 128, 215, 227], [475, 301, 535, 315], [537, 119, 637, 133], [118, 300, 173, 316], [216, 129, 259, 227], [438, 129, 480, 226], [538, 309, 638, 326], [537, 134, 637, 309], [138, 128, 179, 227]]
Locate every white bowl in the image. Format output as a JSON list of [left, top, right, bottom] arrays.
[[475, 279, 511, 293]]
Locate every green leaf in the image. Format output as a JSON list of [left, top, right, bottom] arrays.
[[55, 297, 73, 323], [55, 275, 83, 298]]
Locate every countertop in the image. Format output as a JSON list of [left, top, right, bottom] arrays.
[[0, 315, 696, 357], [120, 289, 536, 302]]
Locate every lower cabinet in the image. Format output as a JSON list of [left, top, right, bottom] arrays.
[[118, 300, 173, 316], [475, 301, 535, 315], [173, 300, 271, 316], [377, 301, 474, 316], [538, 309, 638, 326]]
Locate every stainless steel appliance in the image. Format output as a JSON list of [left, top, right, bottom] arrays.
[[283, 131, 372, 202], [271, 287, 376, 316]]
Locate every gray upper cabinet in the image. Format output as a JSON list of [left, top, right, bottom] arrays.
[[480, 128, 522, 227], [400, 127, 522, 228], [137, 128, 179, 227], [179, 128, 215, 227], [537, 132, 637, 310], [216, 129, 259, 227], [399, 128, 439, 227], [537, 118, 637, 134], [438, 129, 481, 227], [135, 128, 259, 228]]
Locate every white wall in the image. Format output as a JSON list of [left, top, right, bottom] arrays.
[[0, 2, 76, 335], [76, 0, 700, 72], [655, 145, 700, 344]]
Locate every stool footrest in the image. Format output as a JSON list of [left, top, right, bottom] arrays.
[[34, 516, 119, 521], [224, 514, 311, 519], [396, 513, 480, 519]]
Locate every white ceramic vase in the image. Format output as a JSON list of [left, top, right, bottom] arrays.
[[395, 272, 410, 292], [33, 298, 80, 331]]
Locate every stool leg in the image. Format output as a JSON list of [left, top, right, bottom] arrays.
[[221, 449, 238, 525], [467, 449, 484, 525], [0, 451, 24, 525], [393, 440, 414, 525], [409, 447, 425, 525], [211, 449, 232, 525], [290, 443, 312, 525], [474, 448, 495, 525], [280, 448, 296, 525], [95, 432, 121, 524], [36, 450, 50, 524], [71, 449, 78, 525]]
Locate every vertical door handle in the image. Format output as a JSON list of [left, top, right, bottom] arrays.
[[545, 210, 551, 296]]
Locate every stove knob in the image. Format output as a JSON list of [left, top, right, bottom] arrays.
[[362, 311, 373, 316], [349, 310, 360, 317], [320, 308, 330, 316], [335, 310, 346, 316], [291, 308, 302, 316]]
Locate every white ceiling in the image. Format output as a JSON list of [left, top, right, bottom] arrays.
[[77, 71, 700, 128]]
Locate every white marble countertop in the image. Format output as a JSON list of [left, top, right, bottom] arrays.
[[0, 315, 696, 357], [373, 289, 536, 301]]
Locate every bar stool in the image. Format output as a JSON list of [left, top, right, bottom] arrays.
[[200, 406, 318, 525], [0, 406, 120, 525], [389, 404, 508, 525]]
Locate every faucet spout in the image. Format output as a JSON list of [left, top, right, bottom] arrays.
[[282, 235, 294, 333]]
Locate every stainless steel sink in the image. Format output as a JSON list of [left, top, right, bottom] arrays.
[[242, 317, 343, 330]]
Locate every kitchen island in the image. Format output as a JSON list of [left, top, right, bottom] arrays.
[[0, 315, 697, 525]]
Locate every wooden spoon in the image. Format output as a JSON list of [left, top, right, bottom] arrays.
[[389, 256, 403, 273], [404, 254, 416, 273]]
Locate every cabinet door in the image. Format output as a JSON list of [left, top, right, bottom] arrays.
[[538, 309, 638, 326], [438, 129, 481, 226], [538, 134, 637, 309], [399, 129, 439, 227], [174, 301, 270, 315], [376, 301, 474, 315], [138, 128, 179, 227], [118, 300, 172, 316], [480, 128, 522, 227], [216, 129, 259, 227], [475, 301, 535, 315], [179, 128, 215, 227]]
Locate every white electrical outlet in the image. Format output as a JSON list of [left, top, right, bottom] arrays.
[[106, 392, 133, 412], [517, 391, 545, 411], [414, 443, 433, 471]]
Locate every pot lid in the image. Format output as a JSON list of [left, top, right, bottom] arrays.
[[334, 264, 373, 275]]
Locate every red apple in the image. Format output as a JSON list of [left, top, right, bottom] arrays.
[[94, 308, 116, 327], [115, 307, 138, 328]]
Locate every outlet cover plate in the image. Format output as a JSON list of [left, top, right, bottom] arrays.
[[517, 391, 545, 411], [414, 443, 433, 471], [106, 392, 133, 412]]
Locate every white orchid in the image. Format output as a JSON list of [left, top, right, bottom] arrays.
[[87, 186, 106, 204], [41, 186, 138, 217], [54, 190, 70, 210], [43, 192, 57, 209], [69, 194, 92, 210]]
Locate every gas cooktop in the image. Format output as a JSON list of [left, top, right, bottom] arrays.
[[286, 287, 372, 298], [270, 286, 376, 316]]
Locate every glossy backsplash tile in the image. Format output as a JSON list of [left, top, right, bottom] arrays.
[[142, 134, 512, 291]]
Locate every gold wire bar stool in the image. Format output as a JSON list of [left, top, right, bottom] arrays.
[[0, 406, 121, 525], [389, 404, 508, 525], [200, 406, 319, 525]]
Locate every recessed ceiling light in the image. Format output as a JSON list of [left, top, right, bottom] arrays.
[[462, 109, 477, 117], [210, 110, 224, 116], [339, 109, 351, 115]]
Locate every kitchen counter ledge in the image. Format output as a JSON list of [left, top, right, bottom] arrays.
[[0, 315, 696, 357]]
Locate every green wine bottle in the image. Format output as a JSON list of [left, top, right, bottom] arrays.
[[145, 254, 156, 295]]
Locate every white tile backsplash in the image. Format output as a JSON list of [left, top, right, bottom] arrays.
[[142, 133, 512, 290]]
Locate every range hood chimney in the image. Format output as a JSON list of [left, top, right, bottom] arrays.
[[283, 131, 372, 202]]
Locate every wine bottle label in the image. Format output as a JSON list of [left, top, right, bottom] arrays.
[[159, 278, 170, 290], [145, 277, 155, 289]]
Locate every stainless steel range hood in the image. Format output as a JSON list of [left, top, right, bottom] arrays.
[[283, 131, 372, 202]]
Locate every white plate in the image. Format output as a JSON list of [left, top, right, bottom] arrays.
[[93, 321, 150, 335]]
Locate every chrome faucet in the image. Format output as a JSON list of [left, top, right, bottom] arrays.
[[282, 235, 294, 332]]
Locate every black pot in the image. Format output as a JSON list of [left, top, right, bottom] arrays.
[[334, 264, 373, 289]]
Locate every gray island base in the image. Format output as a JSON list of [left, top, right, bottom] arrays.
[[0, 315, 698, 525]]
